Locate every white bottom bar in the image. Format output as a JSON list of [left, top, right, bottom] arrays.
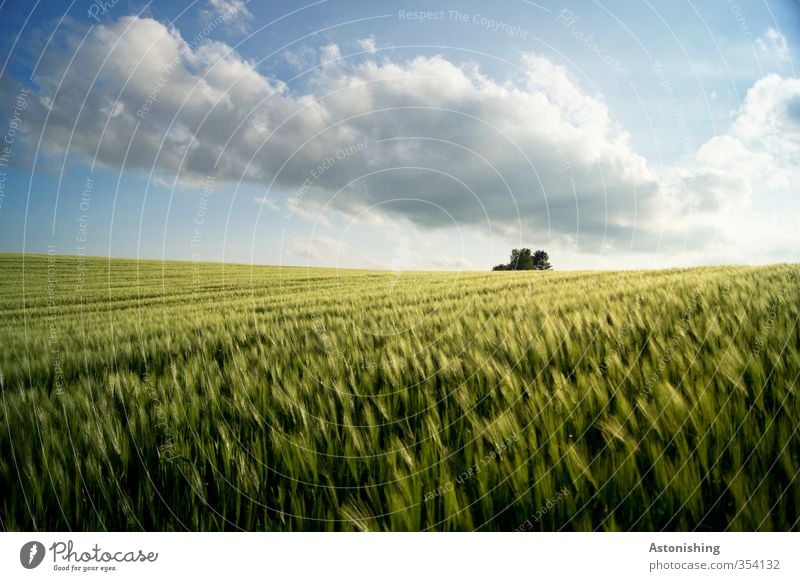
[[1, 532, 797, 579]]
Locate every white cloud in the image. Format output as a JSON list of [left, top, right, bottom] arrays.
[[667, 74, 800, 262], [203, 0, 254, 33], [253, 195, 279, 210], [697, 74, 800, 190], [283, 45, 317, 72], [665, 165, 751, 213], [357, 36, 378, 54], [756, 27, 790, 63], [285, 235, 384, 268], [426, 254, 473, 270], [14, 15, 799, 264]]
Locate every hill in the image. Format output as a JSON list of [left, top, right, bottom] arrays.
[[0, 253, 798, 530]]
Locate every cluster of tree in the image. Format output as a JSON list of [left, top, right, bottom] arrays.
[[492, 248, 552, 271]]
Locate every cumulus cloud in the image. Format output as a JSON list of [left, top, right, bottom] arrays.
[[665, 166, 751, 213], [284, 233, 402, 270], [696, 75, 800, 191], [202, 0, 254, 33], [283, 45, 317, 71], [11, 15, 797, 260], [253, 195, 279, 210], [756, 27, 790, 63], [661, 73, 800, 263], [357, 36, 378, 54]]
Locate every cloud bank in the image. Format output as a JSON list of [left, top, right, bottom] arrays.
[[7, 15, 799, 259]]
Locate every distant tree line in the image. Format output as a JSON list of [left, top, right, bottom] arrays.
[[493, 248, 552, 271]]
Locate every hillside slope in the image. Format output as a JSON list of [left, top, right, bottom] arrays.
[[1, 253, 798, 530]]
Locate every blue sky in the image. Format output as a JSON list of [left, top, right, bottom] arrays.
[[0, 0, 798, 270]]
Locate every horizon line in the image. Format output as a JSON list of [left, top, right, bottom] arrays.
[[0, 250, 794, 274]]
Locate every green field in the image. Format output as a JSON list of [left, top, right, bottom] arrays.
[[1, 252, 798, 531]]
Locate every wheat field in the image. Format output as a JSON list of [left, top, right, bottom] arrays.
[[0, 252, 798, 531]]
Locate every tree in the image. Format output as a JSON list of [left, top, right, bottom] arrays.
[[532, 250, 552, 270], [492, 248, 552, 271], [510, 248, 533, 270]]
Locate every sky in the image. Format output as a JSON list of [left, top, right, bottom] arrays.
[[0, 0, 798, 271]]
